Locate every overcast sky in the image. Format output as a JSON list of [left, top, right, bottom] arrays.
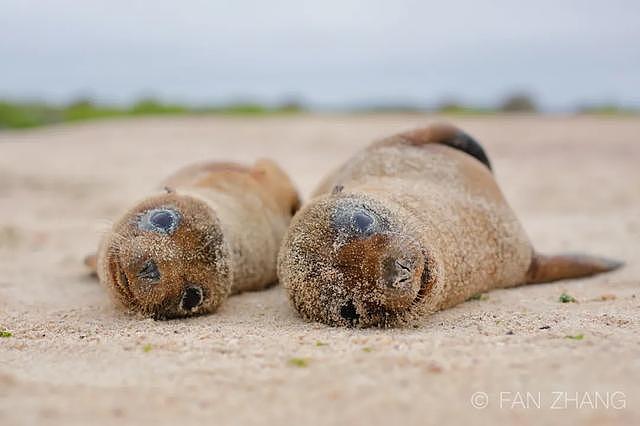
[[1, 0, 639, 110]]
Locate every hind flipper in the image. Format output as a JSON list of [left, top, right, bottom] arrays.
[[526, 253, 623, 284], [396, 123, 492, 171]]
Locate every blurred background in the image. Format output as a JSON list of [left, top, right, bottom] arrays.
[[1, 0, 639, 128], [1, 4, 639, 425]]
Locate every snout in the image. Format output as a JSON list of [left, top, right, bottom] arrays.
[[280, 195, 431, 327], [379, 255, 423, 311], [335, 254, 423, 327]]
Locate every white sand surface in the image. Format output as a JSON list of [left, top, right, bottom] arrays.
[[0, 115, 638, 425]]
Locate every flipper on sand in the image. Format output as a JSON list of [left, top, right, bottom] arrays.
[[84, 253, 98, 276], [526, 253, 623, 284]]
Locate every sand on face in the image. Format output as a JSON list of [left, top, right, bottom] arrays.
[[0, 115, 638, 425]]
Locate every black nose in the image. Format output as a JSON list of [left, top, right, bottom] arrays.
[[352, 210, 374, 233], [331, 202, 386, 238], [180, 286, 203, 311], [340, 300, 360, 323]]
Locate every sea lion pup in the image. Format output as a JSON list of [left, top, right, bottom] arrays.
[[277, 123, 623, 328], [88, 159, 300, 319]]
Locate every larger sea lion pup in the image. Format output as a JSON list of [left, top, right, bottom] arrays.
[[87, 159, 300, 319], [278, 123, 623, 327]]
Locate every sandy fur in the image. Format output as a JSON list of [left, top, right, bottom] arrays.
[[279, 126, 542, 326], [97, 158, 299, 318]]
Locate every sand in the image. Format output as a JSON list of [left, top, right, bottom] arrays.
[[0, 114, 638, 425]]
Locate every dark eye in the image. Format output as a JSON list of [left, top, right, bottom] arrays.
[[138, 207, 181, 234], [138, 260, 160, 281]]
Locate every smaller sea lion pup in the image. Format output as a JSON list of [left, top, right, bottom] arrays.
[[278, 123, 623, 327], [87, 159, 300, 319]]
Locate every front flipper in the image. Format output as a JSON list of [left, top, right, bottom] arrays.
[[84, 253, 98, 277], [526, 253, 623, 284]]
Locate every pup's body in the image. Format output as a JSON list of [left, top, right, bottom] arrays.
[[93, 159, 299, 319], [278, 124, 622, 327]]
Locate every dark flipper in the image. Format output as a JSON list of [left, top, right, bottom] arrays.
[[397, 123, 492, 171], [526, 253, 623, 284]]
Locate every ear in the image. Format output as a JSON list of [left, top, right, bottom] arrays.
[[251, 158, 277, 179], [332, 184, 344, 195], [84, 253, 98, 276]]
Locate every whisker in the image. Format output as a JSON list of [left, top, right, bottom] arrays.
[[197, 235, 217, 255]]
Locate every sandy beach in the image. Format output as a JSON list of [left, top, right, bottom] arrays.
[[0, 114, 638, 425]]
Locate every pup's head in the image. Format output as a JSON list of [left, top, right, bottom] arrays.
[[278, 190, 439, 327], [98, 192, 231, 319]]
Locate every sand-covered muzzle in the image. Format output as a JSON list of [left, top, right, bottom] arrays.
[[99, 194, 233, 319], [278, 193, 439, 327]]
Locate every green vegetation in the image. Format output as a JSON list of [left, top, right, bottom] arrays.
[[498, 93, 538, 112], [577, 104, 639, 116], [435, 92, 539, 115], [315, 341, 328, 347], [558, 293, 577, 303], [467, 293, 489, 301], [0, 330, 13, 338], [0, 98, 305, 130], [436, 100, 495, 115], [63, 99, 125, 122], [1, 94, 638, 130], [0, 101, 62, 129], [288, 357, 310, 367], [362, 347, 373, 353], [142, 343, 153, 353], [565, 334, 584, 340]]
